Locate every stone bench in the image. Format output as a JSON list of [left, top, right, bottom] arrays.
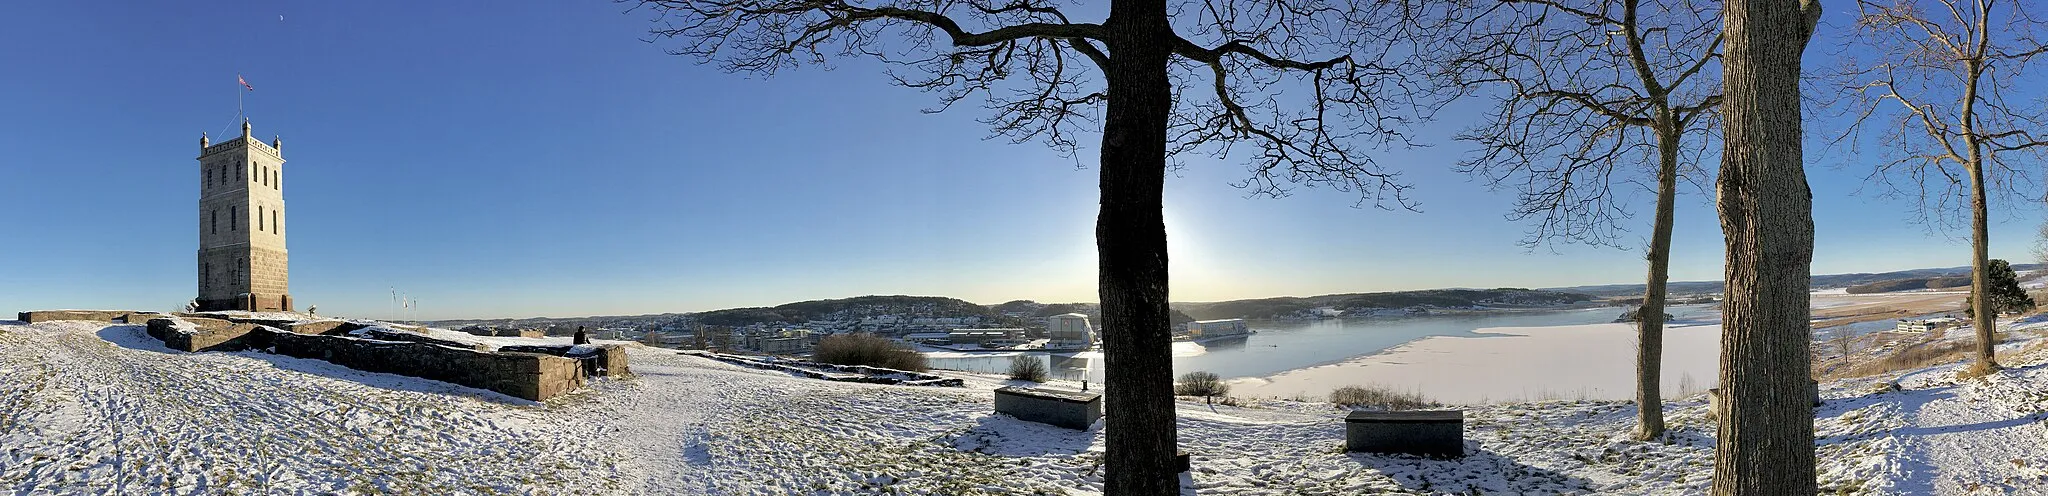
[[1345, 410, 1465, 457], [994, 386, 1103, 430]]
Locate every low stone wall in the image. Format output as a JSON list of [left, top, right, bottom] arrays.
[[349, 327, 489, 351], [269, 332, 586, 401], [121, 312, 166, 324], [18, 310, 147, 324], [498, 345, 633, 377], [137, 314, 611, 401], [285, 320, 364, 335], [146, 317, 273, 352]]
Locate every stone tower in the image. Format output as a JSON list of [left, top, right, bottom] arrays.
[[196, 120, 291, 312]]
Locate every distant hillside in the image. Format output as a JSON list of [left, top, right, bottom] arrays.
[[692, 295, 998, 326], [1548, 264, 2045, 297], [1845, 276, 1972, 294], [1172, 288, 1596, 321]]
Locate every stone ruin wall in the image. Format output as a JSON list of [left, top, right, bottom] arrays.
[[132, 313, 622, 401], [20, 309, 628, 401]]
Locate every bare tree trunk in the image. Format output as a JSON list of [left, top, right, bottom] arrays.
[[1634, 124, 1681, 441], [1962, 48, 1999, 373], [1968, 158, 1998, 371], [1712, 0, 1819, 494], [1098, 0, 1179, 492]]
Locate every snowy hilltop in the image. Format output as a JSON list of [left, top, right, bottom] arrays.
[[3, 318, 2047, 494]]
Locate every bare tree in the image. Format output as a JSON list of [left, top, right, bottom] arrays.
[[1427, 0, 1721, 441], [1712, 0, 1822, 493], [1834, 0, 2048, 375], [2035, 219, 2048, 264], [628, 0, 1427, 492]]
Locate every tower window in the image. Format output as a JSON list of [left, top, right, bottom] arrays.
[[272, 210, 280, 234], [211, 209, 218, 234], [231, 206, 237, 231], [258, 206, 264, 232]]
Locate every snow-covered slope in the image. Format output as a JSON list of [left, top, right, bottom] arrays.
[[3, 319, 2046, 494]]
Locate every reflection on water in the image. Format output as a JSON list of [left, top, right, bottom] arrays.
[[924, 304, 1719, 382]]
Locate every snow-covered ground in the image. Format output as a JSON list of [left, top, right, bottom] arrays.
[[5, 318, 2048, 494]]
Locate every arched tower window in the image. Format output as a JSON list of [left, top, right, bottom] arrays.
[[230, 206, 237, 231], [210, 209, 218, 234], [257, 205, 264, 232], [272, 210, 279, 234]]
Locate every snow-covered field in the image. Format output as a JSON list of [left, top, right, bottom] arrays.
[[1229, 322, 1723, 403], [5, 318, 2048, 494]]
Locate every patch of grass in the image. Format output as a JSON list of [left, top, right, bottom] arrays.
[[1824, 340, 1972, 380], [1328, 384, 1437, 411]]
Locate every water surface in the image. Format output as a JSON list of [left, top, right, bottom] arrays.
[[926, 305, 1718, 382]]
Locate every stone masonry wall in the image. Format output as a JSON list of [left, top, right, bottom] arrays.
[[18, 310, 154, 324], [497, 345, 633, 378], [136, 314, 598, 401], [267, 332, 585, 401]]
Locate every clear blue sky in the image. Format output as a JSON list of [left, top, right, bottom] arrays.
[[2, 2, 2041, 320]]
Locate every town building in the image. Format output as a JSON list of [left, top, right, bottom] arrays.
[[948, 328, 1025, 347], [743, 328, 816, 354], [1046, 313, 1096, 350], [196, 120, 292, 311], [1188, 319, 1251, 338], [1896, 317, 1961, 333]]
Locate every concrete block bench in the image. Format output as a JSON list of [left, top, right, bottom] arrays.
[[994, 386, 1103, 430], [1345, 410, 1464, 457]]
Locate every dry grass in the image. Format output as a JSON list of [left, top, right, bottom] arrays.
[[1329, 384, 1438, 411], [1823, 340, 1973, 380], [813, 333, 928, 371]]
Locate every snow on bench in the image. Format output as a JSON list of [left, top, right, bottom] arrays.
[[993, 386, 1103, 430], [1345, 409, 1465, 457]]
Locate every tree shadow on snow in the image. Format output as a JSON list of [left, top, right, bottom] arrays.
[[95, 324, 536, 407], [945, 413, 1099, 457], [1348, 442, 1598, 494]]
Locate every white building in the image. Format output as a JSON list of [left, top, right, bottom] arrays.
[[1896, 317, 1961, 333], [1047, 313, 1096, 350], [948, 328, 1025, 347], [1188, 319, 1250, 338]]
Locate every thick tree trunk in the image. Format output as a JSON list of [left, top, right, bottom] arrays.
[[1633, 125, 1681, 441], [1711, 0, 1818, 494], [1098, 0, 1179, 493]]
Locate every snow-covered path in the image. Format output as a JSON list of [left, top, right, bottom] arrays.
[[1879, 360, 2048, 494]]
